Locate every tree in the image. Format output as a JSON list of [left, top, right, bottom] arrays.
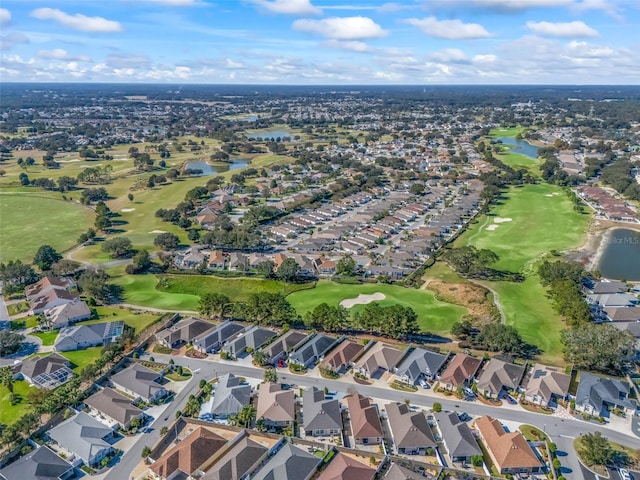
[[442, 246, 499, 277], [141, 446, 152, 458], [476, 323, 524, 354], [18, 172, 29, 186], [236, 404, 256, 428], [255, 260, 275, 279], [263, 368, 278, 383], [77, 269, 118, 304], [409, 183, 425, 195], [275, 257, 300, 283], [239, 292, 299, 326], [450, 319, 473, 339], [78, 228, 97, 244], [199, 292, 231, 319], [0, 331, 25, 357], [578, 432, 615, 467], [336, 255, 357, 276], [0, 260, 38, 294], [561, 323, 635, 374], [94, 214, 112, 232], [130, 249, 152, 273], [253, 350, 269, 367], [471, 454, 484, 467], [128, 193, 134, 202], [101, 237, 134, 258], [305, 303, 349, 332], [51, 259, 81, 276], [57, 176, 78, 191], [432, 402, 442, 413], [33, 245, 62, 271], [154, 232, 180, 250], [0, 366, 14, 393]]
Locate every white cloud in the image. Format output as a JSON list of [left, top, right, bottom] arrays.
[[37, 49, 91, 62], [30, 8, 123, 33], [469, 0, 573, 9], [0, 8, 11, 26], [473, 53, 497, 63], [323, 39, 371, 52], [405, 16, 490, 39], [249, 0, 322, 15], [128, 0, 202, 5], [0, 32, 29, 51], [293, 16, 387, 40], [427, 48, 469, 63], [526, 20, 598, 37]]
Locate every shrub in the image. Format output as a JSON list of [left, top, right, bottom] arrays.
[[432, 402, 442, 413]]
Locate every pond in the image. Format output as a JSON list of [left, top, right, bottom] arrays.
[[597, 228, 640, 281], [185, 159, 249, 176], [496, 137, 539, 159], [247, 130, 292, 141]]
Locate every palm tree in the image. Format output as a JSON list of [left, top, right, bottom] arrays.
[[236, 404, 256, 428]]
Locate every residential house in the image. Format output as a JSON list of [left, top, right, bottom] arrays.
[[524, 364, 571, 407], [84, 388, 144, 430], [438, 354, 482, 391], [475, 416, 543, 474], [317, 452, 376, 480], [315, 259, 337, 276], [14, 353, 75, 389], [383, 463, 429, 480], [148, 427, 227, 480], [256, 382, 295, 430], [110, 363, 168, 403], [47, 412, 115, 467], [175, 247, 206, 270], [155, 317, 215, 349], [192, 320, 245, 354], [222, 325, 276, 358], [434, 412, 481, 464], [322, 340, 364, 374], [302, 387, 343, 437], [227, 252, 248, 271], [25, 277, 74, 301], [476, 358, 525, 398], [394, 348, 447, 385], [575, 373, 637, 417], [204, 373, 251, 419], [208, 250, 226, 270], [43, 300, 91, 329], [289, 333, 339, 369], [250, 443, 321, 480], [585, 281, 628, 295], [604, 306, 640, 322], [261, 330, 308, 365], [355, 343, 404, 379], [346, 394, 383, 445], [54, 321, 124, 352], [0, 445, 74, 480], [385, 402, 436, 455], [200, 432, 269, 480], [29, 289, 78, 315]]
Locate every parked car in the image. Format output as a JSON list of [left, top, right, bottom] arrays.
[[619, 468, 631, 480]]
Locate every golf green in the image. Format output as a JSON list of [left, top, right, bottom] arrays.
[[287, 281, 467, 334]]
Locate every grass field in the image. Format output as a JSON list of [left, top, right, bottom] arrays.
[[287, 280, 467, 334], [0, 191, 95, 263], [90, 306, 161, 333], [459, 184, 591, 273], [0, 381, 37, 425], [111, 273, 200, 310], [32, 331, 58, 346], [61, 346, 104, 372], [488, 126, 525, 138]]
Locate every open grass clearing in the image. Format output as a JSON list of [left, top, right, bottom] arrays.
[[488, 126, 526, 138], [89, 306, 161, 334], [61, 346, 103, 372], [110, 273, 200, 311], [32, 331, 58, 346], [287, 280, 467, 335], [519, 424, 549, 443], [0, 380, 37, 425], [0, 191, 94, 263]]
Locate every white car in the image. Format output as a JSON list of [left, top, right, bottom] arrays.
[[618, 468, 631, 480]]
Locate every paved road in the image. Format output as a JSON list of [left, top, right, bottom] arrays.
[[104, 375, 198, 480]]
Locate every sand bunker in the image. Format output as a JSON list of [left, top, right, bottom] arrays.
[[340, 292, 386, 308], [121, 208, 135, 212], [149, 229, 167, 234], [545, 194, 554, 197], [57, 158, 80, 163], [486, 224, 499, 231], [494, 217, 513, 223]]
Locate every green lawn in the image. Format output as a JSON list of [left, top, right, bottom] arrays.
[[110, 273, 201, 310], [459, 184, 591, 273], [287, 280, 467, 334], [33, 331, 58, 346], [89, 306, 161, 334], [61, 347, 104, 372], [448, 183, 590, 363], [488, 126, 526, 138], [0, 381, 37, 425], [0, 191, 94, 263]]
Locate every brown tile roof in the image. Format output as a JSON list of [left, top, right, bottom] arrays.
[[323, 340, 364, 370], [346, 395, 383, 440], [317, 452, 376, 480], [475, 416, 542, 471], [25, 277, 71, 298], [256, 382, 295, 423], [439, 354, 481, 387], [149, 427, 227, 479]]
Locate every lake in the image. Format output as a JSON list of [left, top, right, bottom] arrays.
[[497, 137, 539, 159], [248, 130, 292, 140], [185, 159, 249, 176], [597, 228, 640, 281]]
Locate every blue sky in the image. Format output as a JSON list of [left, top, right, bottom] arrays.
[[1, 0, 638, 84]]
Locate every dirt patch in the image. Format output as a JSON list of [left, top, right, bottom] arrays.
[[428, 280, 499, 325]]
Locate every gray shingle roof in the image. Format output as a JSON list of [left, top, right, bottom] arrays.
[[395, 348, 447, 384], [476, 359, 525, 396], [575, 372, 636, 413], [302, 387, 342, 433], [47, 412, 113, 464], [54, 321, 124, 351], [206, 373, 251, 417], [289, 334, 338, 366], [251, 443, 320, 480], [0, 445, 73, 480], [385, 402, 436, 450], [110, 363, 165, 401], [200, 435, 268, 480], [84, 387, 142, 426], [434, 412, 481, 460]]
